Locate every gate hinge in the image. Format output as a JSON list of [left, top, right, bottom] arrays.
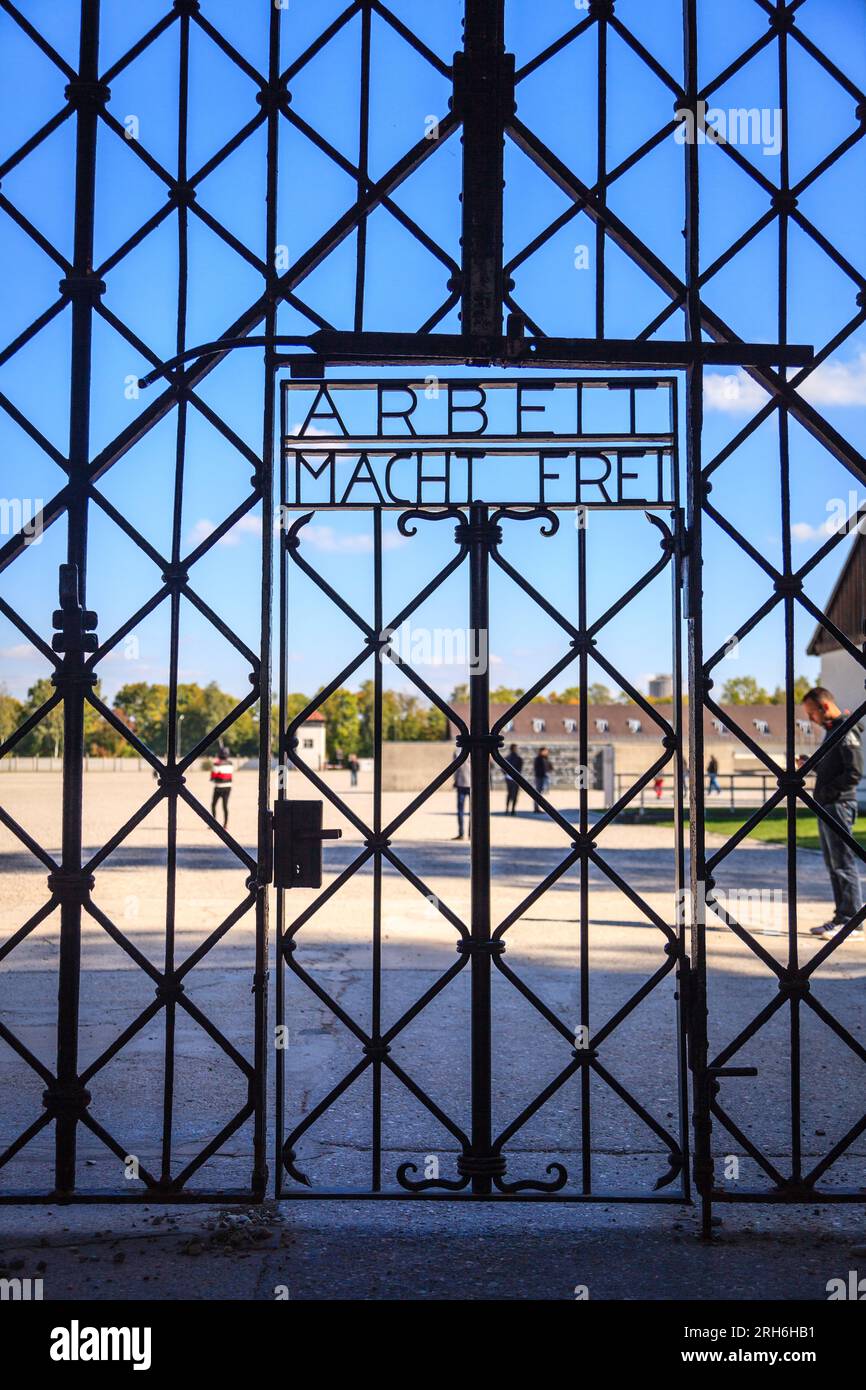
[[51, 563, 98, 660], [257, 808, 274, 886]]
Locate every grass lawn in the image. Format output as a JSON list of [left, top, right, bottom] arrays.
[[622, 805, 866, 851], [701, 807, 866, 852]]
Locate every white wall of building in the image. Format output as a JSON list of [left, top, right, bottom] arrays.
[[819, 649, 866, 809], [819, 648, 866, 718], [296, 721, 326, 770]]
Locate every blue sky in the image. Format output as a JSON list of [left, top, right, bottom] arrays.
[[1, 0, 865, 708]]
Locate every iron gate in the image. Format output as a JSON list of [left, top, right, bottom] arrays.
[[275, 373, 691, 1200], [0, 0, 863, 1226]]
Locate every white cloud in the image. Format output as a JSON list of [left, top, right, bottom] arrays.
[[803, 350, 866, 406], [301, 524, 406, 554], [704, 351, 866, 414], [187, 513, 262, 549], [703, 372, 769, 413], [0, 643, 37, 660], [790, 519, 836, 542], [286, 423, 333, 439]]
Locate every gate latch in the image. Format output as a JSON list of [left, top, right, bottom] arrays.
[[272, 800, 342, 889]]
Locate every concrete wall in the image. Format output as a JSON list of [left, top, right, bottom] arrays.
[[381, 741, 454, 791], [819, 648, 866, 719], [379, 735, 825, 795], [381, 742, 615, 794]]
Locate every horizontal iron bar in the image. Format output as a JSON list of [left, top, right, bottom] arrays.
[[274, 1189, 689, 1204], [278, 501, 677, 511], [137, 335, 813, 389], [708, 1189, 866, 1205], [277, 332, 814, 370], [0, 1190, 261, 1205], [283, 438, 675, 452], [282, 375, 679, 390]]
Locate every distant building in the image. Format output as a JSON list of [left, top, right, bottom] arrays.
[[807, 531, 866, 715], [296, 711, 326, 770], [648, 674, 674, 700], [444, 700, 818, 791]]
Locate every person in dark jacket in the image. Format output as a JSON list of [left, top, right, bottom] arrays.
[[803, 687, 863, 941], [706, 755, 721, 795], [533, 747, 553, 813], [504, 743, 523, 814]]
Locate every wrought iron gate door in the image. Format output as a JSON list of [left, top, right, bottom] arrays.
[[3, 0, 863, 1220], [275, 375, 691, 1200]]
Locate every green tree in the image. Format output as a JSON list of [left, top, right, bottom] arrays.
[[20, 678, 65, 756], [0, 686, 24, 746], [490, 685, 525, 703], [274, 692, 312, 754], [588, 683, 612, 703], [84, 681, 130, 756], [321, 687, 362, 760], [114, 682, 169, 752], [721, 675, 770, 705], [769, 675, 812, 706]]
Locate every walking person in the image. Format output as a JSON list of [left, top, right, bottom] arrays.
[[452, 748, 470, 840], [504, 742, 523, 814], [348, 752, 360, 787], [707, 755, 721, 795], [803, 687, 864, 941], [533, 746, 553, 813], [653, 773, 665, 800], [210, 744, 233, 828]]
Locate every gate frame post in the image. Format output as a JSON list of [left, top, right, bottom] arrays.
[[681, 0, 714, 1239], [464, 504, 499, 1194], [51, 0, 104, 1197], [458, 0, 509, 338]]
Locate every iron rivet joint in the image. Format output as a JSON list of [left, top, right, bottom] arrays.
[[64, 79, 111, 110]]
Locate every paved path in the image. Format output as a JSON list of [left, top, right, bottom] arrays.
[[1, 770, 864, 1297]]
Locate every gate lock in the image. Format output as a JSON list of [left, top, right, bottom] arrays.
[[272, 800, 342, 889]]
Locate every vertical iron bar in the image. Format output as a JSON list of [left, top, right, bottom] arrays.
[[595, 9, 607, 340], [681, 0, 713, 1238], [354, 0, 371, 333], [159, 0, 192, 1191], [459, 0, 507, 338], [578, 517, 591, 1193], [54, 0, 101, 1196], [254, 0, 282, 1198], [372, 508, 383, 1190], [275, 382, 289, 1195], [671, 378, 691, 1200], [468, 502, 493, 1193], [777, 19, 801, 1188]]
